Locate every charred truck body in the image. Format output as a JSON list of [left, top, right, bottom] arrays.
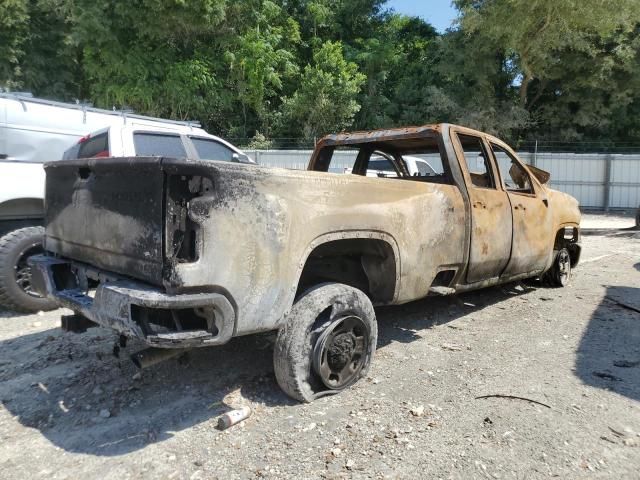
[[31, 124, 581, 402]]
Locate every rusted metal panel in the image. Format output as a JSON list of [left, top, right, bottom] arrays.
[[39, 123, 581, 347]]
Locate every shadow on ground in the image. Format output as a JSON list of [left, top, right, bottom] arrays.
[[575, 286, 640, 401], [0, 282, 532, 457]]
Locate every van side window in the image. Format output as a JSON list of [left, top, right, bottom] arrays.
[[190, 137, 234, 162], [456, 134, 496, 189], [490, 143, 533, 194], [133, 133, 187, 157], [77, 133, 109, 158]]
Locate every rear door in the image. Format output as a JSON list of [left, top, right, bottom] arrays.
[[451, 130, 513, 284], [488, 141, 553, 276]]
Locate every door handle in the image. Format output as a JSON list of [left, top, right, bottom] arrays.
[[514, 204, 526, 211], [473, 201, 487, 209]]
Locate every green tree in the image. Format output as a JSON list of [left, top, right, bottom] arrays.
[[455, 0, 640, 108], [0, 0, 29, 91], [283, 41, 365, 139], [225, 0, 300, 136]]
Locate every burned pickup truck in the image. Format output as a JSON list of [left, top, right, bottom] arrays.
[[31, 124, 581, 402]]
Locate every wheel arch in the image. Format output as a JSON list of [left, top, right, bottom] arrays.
[[553, 222, 581, 267], [293, 231, 401, 305], [0, 197, 44, 221]]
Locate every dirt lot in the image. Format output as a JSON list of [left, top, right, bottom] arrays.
[[1, 230, 639, 479]]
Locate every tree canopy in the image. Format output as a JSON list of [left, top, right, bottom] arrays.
[[2, 0, 640, 144]]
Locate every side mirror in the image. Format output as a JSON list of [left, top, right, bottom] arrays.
[[232, 153, 254, 164]]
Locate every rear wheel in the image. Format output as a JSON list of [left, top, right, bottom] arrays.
[[274, 283, 377, 402], [0, 226, 57, 313], [544, 247, 572, 287]]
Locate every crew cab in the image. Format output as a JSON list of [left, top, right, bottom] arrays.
[[30, 124, 581, 402]]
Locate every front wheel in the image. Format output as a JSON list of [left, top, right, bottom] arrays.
[[544, 247, 572, 287], [274, 283, 377, 403]]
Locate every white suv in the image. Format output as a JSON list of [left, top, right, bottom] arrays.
[[63, 123, 253, 163]]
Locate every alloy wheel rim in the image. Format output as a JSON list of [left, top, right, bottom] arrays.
[[558, 250, 571, 282], [312, 315, 369, 389], [13, 243, 44, 298]]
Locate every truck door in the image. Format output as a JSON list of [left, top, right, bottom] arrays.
[[452, 132, 513, 284], [488, 141, 553, 276]]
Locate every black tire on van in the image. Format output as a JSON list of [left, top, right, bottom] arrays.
[[0, 226, 57, 313]]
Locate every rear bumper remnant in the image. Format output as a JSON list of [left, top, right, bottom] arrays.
[[29, 255, 235, 348]]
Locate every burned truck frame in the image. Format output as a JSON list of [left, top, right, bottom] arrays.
[[31, 124, 581, 402]]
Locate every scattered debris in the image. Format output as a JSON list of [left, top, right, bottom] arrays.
[[217, 406, 251, 430], [302, 422, 317, 432], [330, 448, 342, 457], [605, 296, 640, 314], [441, 343, 463, 352], [410, 405, 425, 417], [592, 371, 623, 382], [608, 427, 626, 437], [99, 409, 111, 418], [475, 394, 552, 409], [613, 360, 640, 368]]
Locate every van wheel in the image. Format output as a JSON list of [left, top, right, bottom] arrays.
[[274, 283, 377, 403], [0, 227, 57, 313], [544, 248, 572, 288]]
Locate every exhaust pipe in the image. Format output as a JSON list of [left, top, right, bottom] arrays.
[[130, 347, 188, 369]]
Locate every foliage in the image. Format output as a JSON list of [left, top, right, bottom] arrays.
[[283, 41, 365, 139], [1, 0, 639, 143]]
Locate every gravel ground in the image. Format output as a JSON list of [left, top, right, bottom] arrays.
[[1, 231, 639, 479]]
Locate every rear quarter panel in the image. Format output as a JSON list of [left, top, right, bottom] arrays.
[[171, 162, 466, 335]]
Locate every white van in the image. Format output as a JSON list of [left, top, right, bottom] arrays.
[[0, 93, 249, 312]]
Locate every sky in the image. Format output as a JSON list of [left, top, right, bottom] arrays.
[[385, 0, 458, 32]]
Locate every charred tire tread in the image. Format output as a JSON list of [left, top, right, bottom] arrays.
[[0, 226, 57, 313], [274, 283, 377, 403]]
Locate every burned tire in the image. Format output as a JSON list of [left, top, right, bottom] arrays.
[[0, 227, 57, 313], [544, 247, 572, 288], [274, 283, 377, 403]]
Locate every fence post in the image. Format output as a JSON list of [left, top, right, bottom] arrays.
[[256, 150, 261, 165], [603, 153, 612, 211], [532, 140, 538, 168]]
